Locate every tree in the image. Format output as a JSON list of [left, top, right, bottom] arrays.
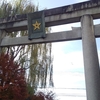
[[0, 0, 53, 94], [0, 53, 28, 100]]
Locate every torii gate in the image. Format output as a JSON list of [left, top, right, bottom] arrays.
[[0, 1, 100, 100]]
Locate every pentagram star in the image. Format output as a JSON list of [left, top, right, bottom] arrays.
[[32, 21, 41, 30]]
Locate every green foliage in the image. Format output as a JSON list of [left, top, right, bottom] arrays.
[[0, 0, 38, 18], [27, 83, 35, 96]]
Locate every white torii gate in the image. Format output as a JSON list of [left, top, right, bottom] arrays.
[[0, 1, 100, 100]]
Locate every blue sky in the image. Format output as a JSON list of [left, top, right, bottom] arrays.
[[34, 0, 89, 9]]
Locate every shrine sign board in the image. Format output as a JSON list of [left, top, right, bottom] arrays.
[[27, 11, 46, 40]]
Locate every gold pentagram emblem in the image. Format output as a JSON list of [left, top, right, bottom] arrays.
[[32, 21, 41, 30]]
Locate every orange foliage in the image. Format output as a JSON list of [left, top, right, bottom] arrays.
[[0, 53, 28, 100]]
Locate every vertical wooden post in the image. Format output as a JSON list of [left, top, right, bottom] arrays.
[[81, 15, 100, 100]]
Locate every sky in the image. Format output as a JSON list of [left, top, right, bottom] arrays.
[[32, 0, 96, 100]]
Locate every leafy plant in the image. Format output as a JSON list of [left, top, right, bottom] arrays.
[[0, 53, 28, 100]]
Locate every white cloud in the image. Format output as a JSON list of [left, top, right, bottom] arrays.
[[51, 38, 87, 99], [51, 22, 80, 33], [52, 42, 84, 71]]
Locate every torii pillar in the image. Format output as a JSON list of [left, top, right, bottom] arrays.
[[81, 15, 100, 100], [0, 30, 6, 53]]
